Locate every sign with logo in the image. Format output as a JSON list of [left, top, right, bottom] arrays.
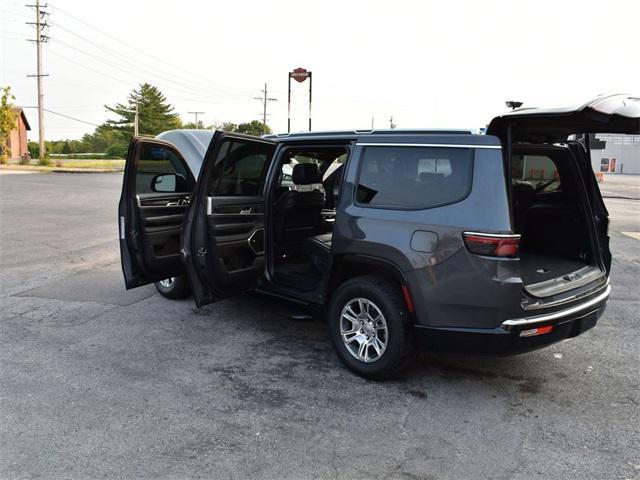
[[291, 67, 310, 83]]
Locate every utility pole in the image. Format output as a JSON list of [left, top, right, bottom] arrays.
[[254, 83, 277, 135], [187, 111, 205, 128], [26, 0, 49, 162]]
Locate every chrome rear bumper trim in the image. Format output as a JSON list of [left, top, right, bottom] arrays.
[[502, 285, 611, 328]]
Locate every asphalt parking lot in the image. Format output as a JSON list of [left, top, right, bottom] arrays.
[[1, 171, 639, 479]]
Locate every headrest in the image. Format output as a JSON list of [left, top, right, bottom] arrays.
[[292, 163, 319, 185]]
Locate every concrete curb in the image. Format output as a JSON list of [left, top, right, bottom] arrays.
[[0, 165, 123, 174], [51, 168, 124, 174]]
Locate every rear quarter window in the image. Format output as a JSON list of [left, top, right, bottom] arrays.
[[355, 146, 474, 209]]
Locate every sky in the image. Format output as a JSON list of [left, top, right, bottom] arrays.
[[1, 0, 639, 141]]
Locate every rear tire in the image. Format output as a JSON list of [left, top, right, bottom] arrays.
[[154, 275, 190, 299], [328, 275, 414, 380]]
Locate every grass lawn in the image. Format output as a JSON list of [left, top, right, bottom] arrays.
[[56, 159, 125, 169]]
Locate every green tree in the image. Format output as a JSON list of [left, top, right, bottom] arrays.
[[218, 122, 238, 132], [182, 120, 205, 130], [27, 141, 38, 158], [105, 83, 181, 136], [235, 120, 271, 136], [0, 86, 18, 164]]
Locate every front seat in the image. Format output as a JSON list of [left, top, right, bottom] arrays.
[[274, 163, 325, 246]]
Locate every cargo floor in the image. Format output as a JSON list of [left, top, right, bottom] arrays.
[[519, 252, 591, 285]]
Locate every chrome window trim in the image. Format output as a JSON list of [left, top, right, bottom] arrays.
[[355, 143, 501, 149]]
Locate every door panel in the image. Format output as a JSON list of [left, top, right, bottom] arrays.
[[182, 132, 276, 307], [567, 141, 612, 273], [119, 138, 195, 289], [182, 132, 275, 306], [207, 196, 266, 283], [137, 193, 190, 274]]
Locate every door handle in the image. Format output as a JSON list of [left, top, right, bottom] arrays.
[[240, 207, 253, 215]]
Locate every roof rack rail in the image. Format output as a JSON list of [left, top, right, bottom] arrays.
[[264, 128, 475, 139]]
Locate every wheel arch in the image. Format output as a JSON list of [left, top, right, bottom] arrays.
[[325, 254, 415, 319]]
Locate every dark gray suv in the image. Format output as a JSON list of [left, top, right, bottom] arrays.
[[119, 94, 639, 379]]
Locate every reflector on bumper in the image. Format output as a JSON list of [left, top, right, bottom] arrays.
[[519, 325, 553, 337]]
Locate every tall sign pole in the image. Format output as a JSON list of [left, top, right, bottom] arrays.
[[288, 68, 312, 132], [308, 71, 312, 131], [287, 75, 291, 133]]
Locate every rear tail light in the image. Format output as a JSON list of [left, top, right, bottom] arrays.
[[463, 232, 520, 258]]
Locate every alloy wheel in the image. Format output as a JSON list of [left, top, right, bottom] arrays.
[[340, 297, 388, 363]]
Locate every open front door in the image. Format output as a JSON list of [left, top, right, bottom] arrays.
[[119, 137, 196, 289], [182, 131, 276, 307]]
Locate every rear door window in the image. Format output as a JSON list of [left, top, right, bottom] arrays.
[[356, 146, 473, 209]]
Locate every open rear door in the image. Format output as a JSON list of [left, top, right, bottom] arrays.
[[487, 94, 639, 274], [487, 94, 640, 143], [119, 137, 196, 289], [182, 131, 276, 307]]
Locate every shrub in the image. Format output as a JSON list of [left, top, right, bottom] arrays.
[[106, 143, 128, 158]]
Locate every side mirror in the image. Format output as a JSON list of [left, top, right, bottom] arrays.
[[151, 174, 177, 193]]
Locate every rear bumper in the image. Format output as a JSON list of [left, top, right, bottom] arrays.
[[414, 285, 609, 355]]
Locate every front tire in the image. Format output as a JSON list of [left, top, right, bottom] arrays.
[[154, 275, 190, 299], [328, 275, 414, 380]]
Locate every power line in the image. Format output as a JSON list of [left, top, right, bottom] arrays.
[[48, 37, 214, 99], [48, 28, 248, 100], [47, 48, 133, 87], [48, 21, 249, 100], [48, 3, 254, 97], [23, 106, 100, 127], [47, 47, 249, 109], [46, 48, 249, 106], [23, 107, 169, 131]]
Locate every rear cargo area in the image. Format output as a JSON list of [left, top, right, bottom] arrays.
[[511, 146, 605, 297]]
